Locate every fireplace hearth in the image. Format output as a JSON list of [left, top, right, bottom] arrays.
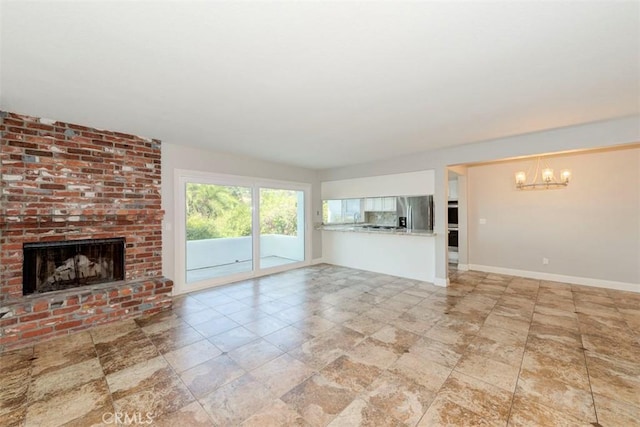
[[23, 238, 126, 295]]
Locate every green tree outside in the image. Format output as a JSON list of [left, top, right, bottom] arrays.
[[186, 184, 299, 240]]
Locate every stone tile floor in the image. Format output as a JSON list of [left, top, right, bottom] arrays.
[[1, 264, 639, 426]]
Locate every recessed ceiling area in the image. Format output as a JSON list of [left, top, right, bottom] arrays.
[[1, 1, 638, 170]]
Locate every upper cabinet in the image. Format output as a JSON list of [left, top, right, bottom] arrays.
[[364, 197, 397, 212], [383, 197, 397, 211]]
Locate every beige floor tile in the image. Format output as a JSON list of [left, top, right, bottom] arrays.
[[292, 315, 337, 337], [527, 324, 583, 350], [138, 313, 185, 335], [346, 337, 400, 370], [343, 314, 386, 336], [465, 334, 525, 368], [327, 398, 404, 427], [191, 316, 241, 337], [390, 351, 452, 392], [199, 374, 274, 426], [365, 371, 435, 426], [179, 354, 246, 398], [31, 332, 96, 377], [151, 401, 213, 427], [320, 355, 383, 393], [408, 336, 463, 368], [228, 338, 284, 371], [25, 378, 111, 427], [592, 392, 640, 427], [226, 307, 271, 325], [106, 355, 173, 400], [208, 325, 259, 352], [93, 328, 159, 376], [0, 354, 31, 422], [241, 399, 309, 427], [515, 370, 597, 423], [243, 316, 289, 337], [90, 319, 139, 344], [281, 374, 356, 427], [417, 395, 500, 427], [170, 295, 209, 317], [251, 353, 315, 397], [362, 306, 403, 322], [288, 340, 345, 371], [423, 323, 475, 353], [483, 311, 531, 333], [113, 374, 195, 420], [586, 352, 640, 407], [263, 325, 313, 352], [436, 371, 513, 425], [454, 352, 520, 392], [582, 333, 640, 363], [508, 393, 592, 427], [270, 305, 312, 324], [179, 308, 226, 327], [146, 322, 204, 353], [163, 339, 222, 373], [318, 306, 359, 323], [369, 325, 421, 353], [29, 357, 104, 402], [520, 349, 590, 390]]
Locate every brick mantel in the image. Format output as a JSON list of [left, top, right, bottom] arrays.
[[0, 111, 172, 350]]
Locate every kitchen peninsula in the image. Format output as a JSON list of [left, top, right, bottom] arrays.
[[320, 170, 437, 283], [321, 226, 436, 282]]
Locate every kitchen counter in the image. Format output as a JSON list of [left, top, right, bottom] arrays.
[[318, 224, 435, 237]]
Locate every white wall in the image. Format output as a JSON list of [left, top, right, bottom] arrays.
[[321, 170, 435, 199], [467, 147, 640, 289], [161, 143, 321, 283]]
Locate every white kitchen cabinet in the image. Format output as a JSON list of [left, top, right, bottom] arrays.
[[365, 197, 397, 212], [364, 198, 377, 211], [383, 197, 396, 212]]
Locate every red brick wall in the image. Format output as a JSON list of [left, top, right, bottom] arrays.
[[0, 111, 164, 301], [0, 111, 172, 351]]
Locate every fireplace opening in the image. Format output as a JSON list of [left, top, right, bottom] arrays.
[[23, 238, 126, 295]]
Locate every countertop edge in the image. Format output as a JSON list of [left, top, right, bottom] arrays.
[[318, 226, 436, 237]]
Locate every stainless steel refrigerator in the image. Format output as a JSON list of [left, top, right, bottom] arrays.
[[396, 195, 434, 231]]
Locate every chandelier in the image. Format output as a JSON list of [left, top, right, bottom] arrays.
[[515, 157, 571, 190]]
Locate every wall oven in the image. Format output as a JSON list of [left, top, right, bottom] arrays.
[[447, 201, 458, 228], [448, 228, 459, 248], [448, 201, 459, 263]]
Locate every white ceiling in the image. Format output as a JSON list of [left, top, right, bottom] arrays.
[[1, 1, 638, 170]]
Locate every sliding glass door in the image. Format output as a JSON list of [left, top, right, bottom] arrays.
[[259, 188, 305, 269], [177, 171, 309, 293], [185, 183, 253, 283]]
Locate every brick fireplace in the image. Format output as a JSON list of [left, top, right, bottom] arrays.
[[0, 111, 173, 351]]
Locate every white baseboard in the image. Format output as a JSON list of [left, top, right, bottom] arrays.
[[312, 258, 326, 265], [433, 277, 449, 287], [467, 264, 640, 293], [455, 264, 470, 271]]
